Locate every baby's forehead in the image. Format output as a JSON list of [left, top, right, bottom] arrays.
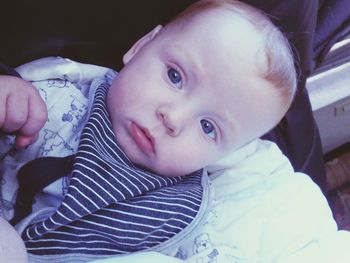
[[169, 6, 259, 36], [164, 8, 265, 57]]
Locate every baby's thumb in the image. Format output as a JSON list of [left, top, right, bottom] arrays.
[[15, 133, 39, 149]]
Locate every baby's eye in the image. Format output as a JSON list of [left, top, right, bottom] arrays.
[[167, 67, 182, 89], [200, 119, 217, 139]]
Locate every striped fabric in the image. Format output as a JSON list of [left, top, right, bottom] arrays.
[[23, 81, 203, 256]]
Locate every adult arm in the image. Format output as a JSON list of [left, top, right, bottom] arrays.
[[0, 217, 28, 263]]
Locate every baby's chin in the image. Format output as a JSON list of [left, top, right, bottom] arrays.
[[132, 160, 189, 178]]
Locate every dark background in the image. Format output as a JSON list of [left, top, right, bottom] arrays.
[[0, 1, 195, 69]]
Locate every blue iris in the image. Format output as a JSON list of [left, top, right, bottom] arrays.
[[200, 119, 216, 139], [167, 67, 182, 88]]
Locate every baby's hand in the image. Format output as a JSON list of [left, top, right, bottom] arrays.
[[0, 75, 47, 148]]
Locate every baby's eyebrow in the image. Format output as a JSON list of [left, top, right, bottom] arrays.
[[165, 45, 201, 83]]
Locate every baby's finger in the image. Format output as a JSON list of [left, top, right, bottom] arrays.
[[18, 89, 47, 137], [0, 95, 6, 131], [2, 91, 29, 133], [15, 133, 39, 149]]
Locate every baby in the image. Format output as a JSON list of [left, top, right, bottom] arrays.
[[2, 1, 295, 175], [2, 1, 348, 263]]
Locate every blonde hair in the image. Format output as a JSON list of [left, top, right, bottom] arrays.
[[162, 0, 297, 108]]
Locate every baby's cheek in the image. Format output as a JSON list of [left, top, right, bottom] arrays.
[[107, 87, 126, 112]]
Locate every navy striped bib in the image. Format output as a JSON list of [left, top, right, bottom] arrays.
[[23, 81, 203, 256]]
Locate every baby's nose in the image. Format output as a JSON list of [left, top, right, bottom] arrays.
[[156, 106, 188, 136], [158, 112, 178, 135]]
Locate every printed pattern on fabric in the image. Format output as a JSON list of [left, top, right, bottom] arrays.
[[0, 79, 87, 220], [22, 81, 204, 255]]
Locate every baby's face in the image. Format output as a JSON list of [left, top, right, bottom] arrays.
[[107, 10, 284, 176]]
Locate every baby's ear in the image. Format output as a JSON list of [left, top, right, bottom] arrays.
[[123, 25, 162, 64]]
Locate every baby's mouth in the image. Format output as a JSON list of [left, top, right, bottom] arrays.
[[129, 122, 155, 155]]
